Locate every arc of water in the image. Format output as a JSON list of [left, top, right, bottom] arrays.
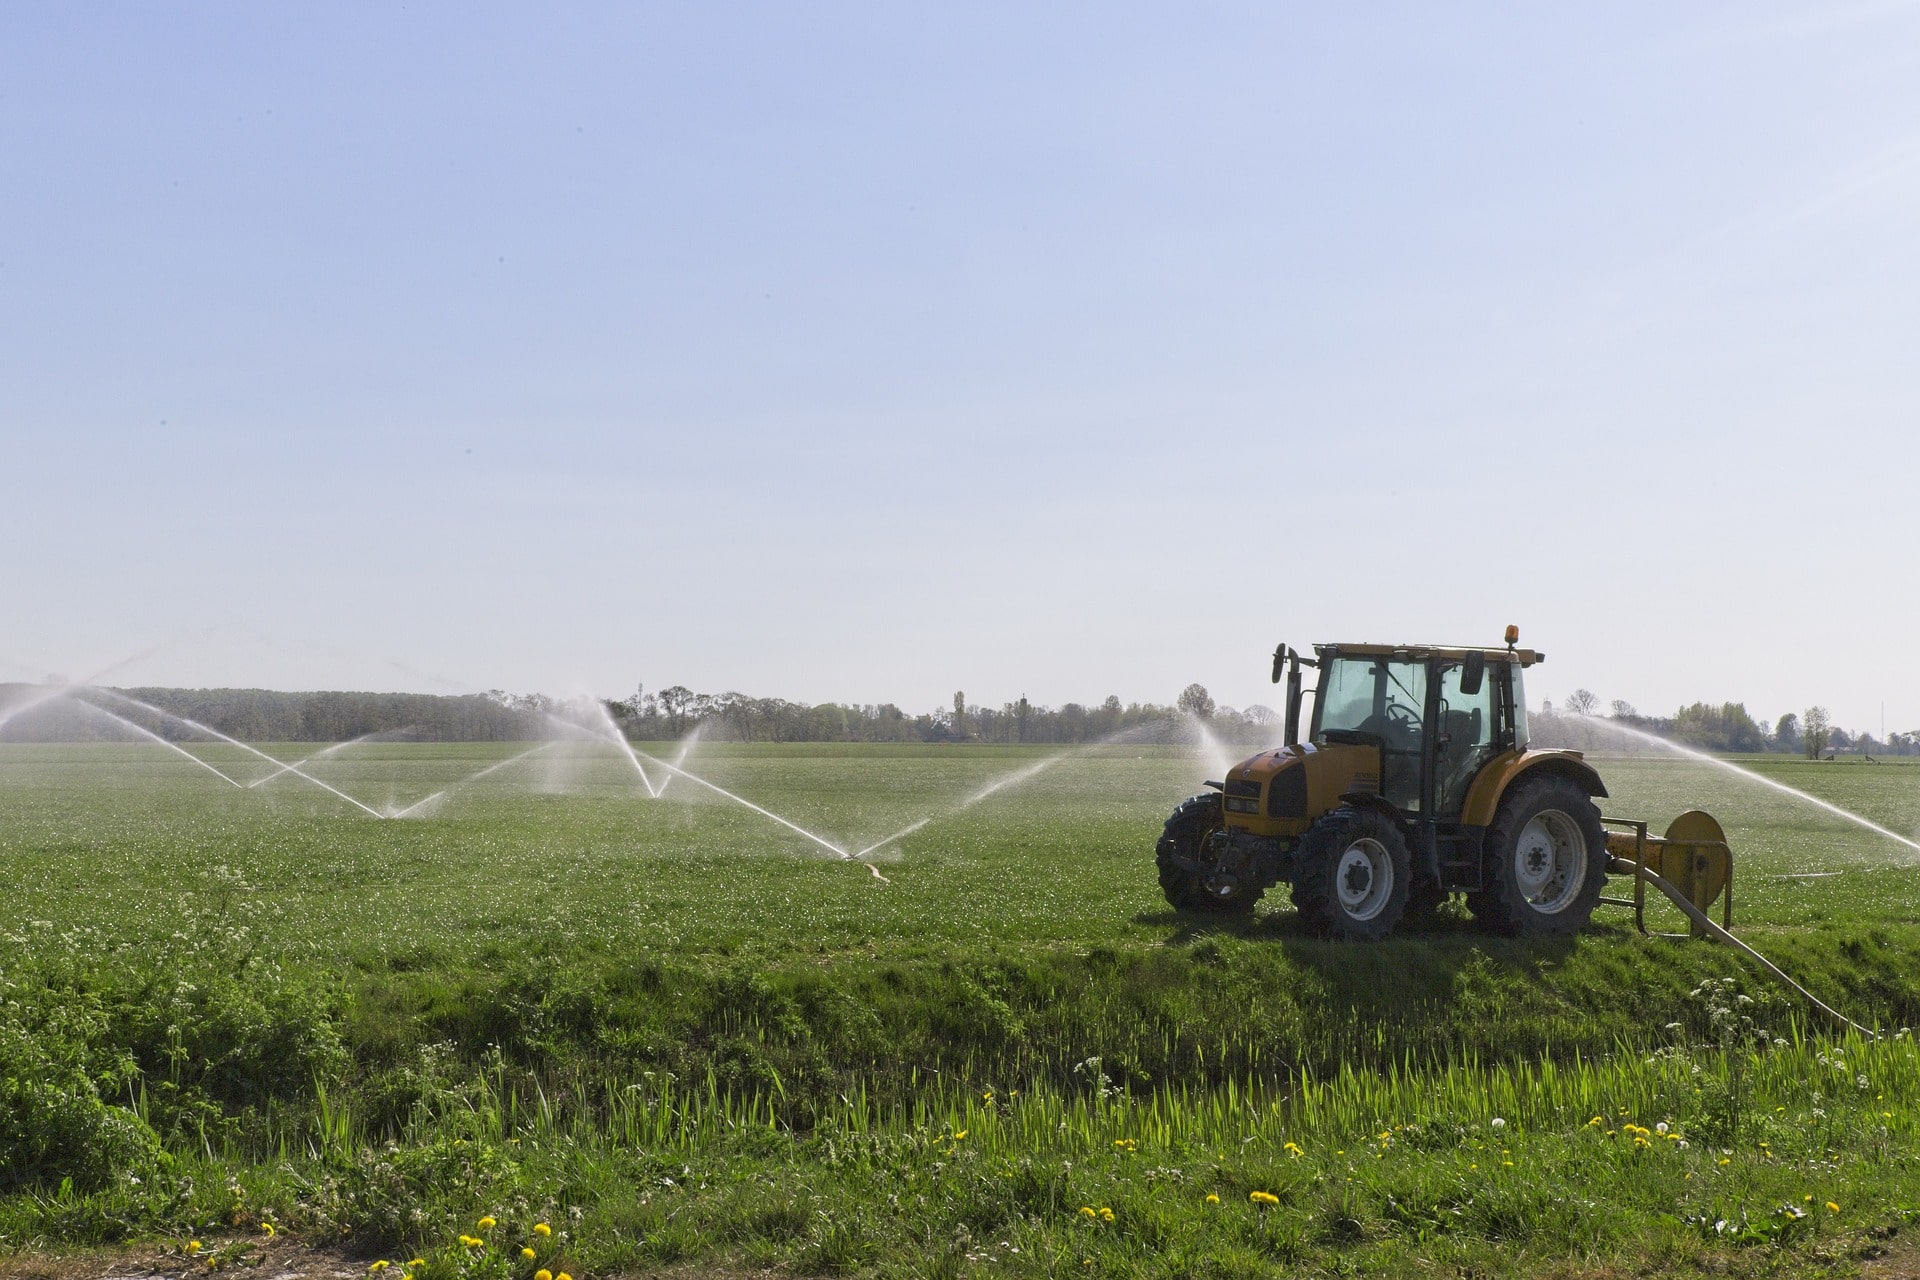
[[585, 704, 661, 797], [90, 690, 387, 819], [74, 700, 245, 788], [389, 741, 555, 818], [628, 746, 850, 858], [852, 741, 1093, 860], [655, 723, 703, 796], [853, 716, 1215, 862], [1184, 711, 1238, 779], [0, 644, 164, 736], [1572, 713, 1920, 859], [248, 730, 395, 789]]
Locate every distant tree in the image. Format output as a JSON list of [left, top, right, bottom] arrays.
[[1243, 704, 1279, 725], [657, 685, 696, 736], [1673, 702, 1767, 753], [1178, 683, 1216, 719], [1774, 712, 1801, 754], [1564, 689, 1599, 717], [1803, 706, 1832, 760], [951, 690, 967, 738], [1610, 700, 1637, 719]]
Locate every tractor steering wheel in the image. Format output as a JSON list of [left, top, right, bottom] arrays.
[[1381, 703, 1421, 748]]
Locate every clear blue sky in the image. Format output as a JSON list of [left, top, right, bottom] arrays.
[[5, 3, 1918, 731]]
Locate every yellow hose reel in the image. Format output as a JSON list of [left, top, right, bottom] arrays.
[[1601, 810, 1733, 936]]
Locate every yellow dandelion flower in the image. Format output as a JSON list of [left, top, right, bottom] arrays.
[[954, 1129, 968, 1140], [556, 1272, 572, 1280], [262, 1223, 276, 1238], [1080, 1206, 1097, 1218], [1249, 1191, 1279, 1206], [1469, 1163, 1477, 1171], [536, 1271, 553, 1280], [1718, 1157, 1731, 1167], [1283, 1141, 1303, 1157], [1204, 1194, 1219, 1204], [370, 1263, 390, 1273], [1826, 1202, 1840, 1213], [1099, 1208, 1115, 1222], [533, 1224, 551, 1237], [521, 1248, 537, 1261], [1502, 1161, 1514, 1168], [477, 1216, 497, 1230], [188, 1242, 203, 1253]]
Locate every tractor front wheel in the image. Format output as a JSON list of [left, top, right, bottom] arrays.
[[1469, 775, 1607, 936], [1157, 794, 1263, 913], [1290, 807, 1411, 940]]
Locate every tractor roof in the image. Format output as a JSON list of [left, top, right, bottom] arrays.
[[1316, 642, 1544, 668]]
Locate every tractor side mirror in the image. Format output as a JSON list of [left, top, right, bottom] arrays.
[[1459, 651, 1486, 696], [1271, 644, 1288, 684]]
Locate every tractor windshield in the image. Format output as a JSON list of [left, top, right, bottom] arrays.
[[1315, 657, 1425, 752]]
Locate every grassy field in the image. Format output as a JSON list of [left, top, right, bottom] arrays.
[[3, 740, 1920, 1277]]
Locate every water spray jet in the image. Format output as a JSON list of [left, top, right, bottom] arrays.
[[248, 730, 396, 789], [74, 701, 245, 788], [90, 690, 388, 819], [389, 742, 556, 818], [1573, 713, 1920, 860]]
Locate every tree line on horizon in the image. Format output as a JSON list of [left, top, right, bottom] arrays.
[[604, 682, 1276, 745], [1535, 690, 1918, 758], [1, 680, 1902, 756]]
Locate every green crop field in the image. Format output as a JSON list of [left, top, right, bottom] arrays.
[[4, 741, 1920, 1278]]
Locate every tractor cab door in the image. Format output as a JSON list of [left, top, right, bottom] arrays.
[[1316, 656, 1427, 812], [1434, 660, 1498, 816]]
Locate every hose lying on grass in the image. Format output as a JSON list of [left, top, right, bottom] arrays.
[[1613, 856, 1876, 1037]]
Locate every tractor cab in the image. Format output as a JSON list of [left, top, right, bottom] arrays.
[[1158, 629, 1613, 940], [1306, 642, 1529, 820]]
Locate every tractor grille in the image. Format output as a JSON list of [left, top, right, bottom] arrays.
[[1223, 778, 1261, 815], [1266, 768, 1308, 818]]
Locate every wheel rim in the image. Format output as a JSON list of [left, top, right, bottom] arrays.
[[1334, 837, 1394, 921], [1194, 819, 1238, 900], [1513, 809, 1588, 913]]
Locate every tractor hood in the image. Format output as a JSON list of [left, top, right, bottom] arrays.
[[1218, 740, 1381, 838]]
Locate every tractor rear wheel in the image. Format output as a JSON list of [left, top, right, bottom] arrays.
[[1157, 794, 1262, 913], [1290, 807, 1411, 940], [1469, 775, 1607, 936]]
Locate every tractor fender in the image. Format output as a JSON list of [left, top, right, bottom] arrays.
[[1458, 750, 1608, 828]]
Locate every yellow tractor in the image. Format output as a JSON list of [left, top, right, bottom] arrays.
[[1159, 628, 1634, 939]]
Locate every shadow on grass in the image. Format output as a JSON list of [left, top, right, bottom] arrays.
[[1133, 902, 1584, 1021]]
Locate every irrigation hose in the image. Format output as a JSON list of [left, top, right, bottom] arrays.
[[1610, 856, 1876, 1038]]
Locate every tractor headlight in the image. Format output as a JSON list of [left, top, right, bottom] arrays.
[[1223, 779, 1260, 815]]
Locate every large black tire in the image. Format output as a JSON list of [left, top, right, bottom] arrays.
[[1289, 807, 1412, 941], [1468, 775, 1608, 936], [1156, 794, 1262, 913]]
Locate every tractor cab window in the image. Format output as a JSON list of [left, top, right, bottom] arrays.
[[1315, 656, 1426, 810], [1436, 660, 1498, 815]]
